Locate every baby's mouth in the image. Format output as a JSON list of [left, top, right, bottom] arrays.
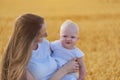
[[66, 42, 71, 44]]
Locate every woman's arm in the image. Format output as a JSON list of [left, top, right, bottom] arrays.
[[78, 57, 86, 80], [49, 58, 79, 80]]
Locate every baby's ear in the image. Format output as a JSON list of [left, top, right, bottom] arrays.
[[58, 34, 60, 39], [77, 37, 80, 40]]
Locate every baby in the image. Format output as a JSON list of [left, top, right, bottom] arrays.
[[51, 20, 86, 80]]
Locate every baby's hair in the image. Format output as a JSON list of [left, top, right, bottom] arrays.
[[60, 20, 79, 34]]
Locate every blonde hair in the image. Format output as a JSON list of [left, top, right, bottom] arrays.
[[1, 13, 44, 80], [60, 20, 79, 34]]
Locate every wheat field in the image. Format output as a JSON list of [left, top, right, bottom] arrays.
[[0, 0, 120, 80]]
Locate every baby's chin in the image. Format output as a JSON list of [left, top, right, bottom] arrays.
[[63, 45, 75, 49]]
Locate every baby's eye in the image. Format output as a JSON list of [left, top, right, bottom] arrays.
[[63, 35, 67, 38], [71, 36, 76, 39]]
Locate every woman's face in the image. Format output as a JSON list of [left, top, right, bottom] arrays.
[[33, 23, 47, 46]]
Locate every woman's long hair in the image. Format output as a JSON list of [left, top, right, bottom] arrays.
[[1, 13, 44, 80]]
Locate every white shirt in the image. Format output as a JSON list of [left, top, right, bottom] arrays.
[[51, 40, 84, 80], [27, 39, 57, 80]]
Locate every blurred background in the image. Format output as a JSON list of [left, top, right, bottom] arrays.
[[0, 0, 120, 80]]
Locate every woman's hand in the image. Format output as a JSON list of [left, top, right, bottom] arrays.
[[61, 58, 79, 74]]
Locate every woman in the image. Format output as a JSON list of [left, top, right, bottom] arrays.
[[1, 13, 79, 80]]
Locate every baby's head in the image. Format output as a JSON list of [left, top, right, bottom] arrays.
[[60, 20, 79, 49]]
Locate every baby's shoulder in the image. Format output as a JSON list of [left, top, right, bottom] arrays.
[[51, 40, 60, 46], [74, 47, 84, 57]]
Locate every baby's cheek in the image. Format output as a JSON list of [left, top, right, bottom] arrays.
[[73, 39, 77, 42]]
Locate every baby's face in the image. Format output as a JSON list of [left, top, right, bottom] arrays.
[[60, 28, 78, 49]]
